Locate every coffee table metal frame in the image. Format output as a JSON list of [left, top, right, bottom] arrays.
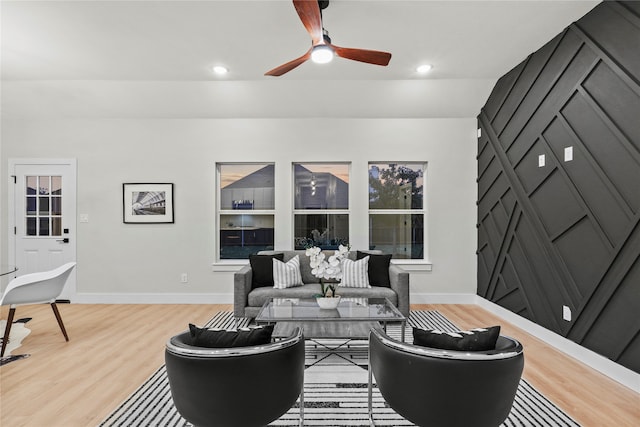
[[255, 297, 406, 342]]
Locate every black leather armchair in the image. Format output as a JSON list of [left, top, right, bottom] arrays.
[[165, 327, 305, 427], [368, 327, 524, 427]]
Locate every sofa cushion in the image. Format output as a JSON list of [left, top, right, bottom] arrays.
[[273, 255, 303, 288], [188, 323, 275, 348], [249, 253, 284, 289], [412, 326, 501, 351], [357, 251, 392, 287]]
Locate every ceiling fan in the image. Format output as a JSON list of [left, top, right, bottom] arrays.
[[265, 0, 392, 76]]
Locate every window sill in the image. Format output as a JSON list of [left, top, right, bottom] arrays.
[[212, 260, 432, 272], [391, 260, 433, 272], [212, 261, 248, 272]]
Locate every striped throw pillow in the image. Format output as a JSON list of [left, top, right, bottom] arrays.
[[273, 255, 303, 289], [339, 256, 371, 288]]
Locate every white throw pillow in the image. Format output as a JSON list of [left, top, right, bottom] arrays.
[[339, 256, 371, 288], [273, 255, 303, 289]]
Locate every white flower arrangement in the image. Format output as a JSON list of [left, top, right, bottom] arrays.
[[305, 244, 350, 297]]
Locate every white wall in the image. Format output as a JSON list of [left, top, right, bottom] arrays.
[[1, 117, 477, 302]]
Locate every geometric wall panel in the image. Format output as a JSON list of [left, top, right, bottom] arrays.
[[477, 1, 640, 373]]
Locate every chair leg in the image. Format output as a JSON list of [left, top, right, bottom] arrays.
[[1, 307, 16, 357], [51, 303, 69, 341], [299, 384, 305, 426], [368, 362, 376, 426]]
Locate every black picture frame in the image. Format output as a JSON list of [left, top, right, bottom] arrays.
[[123, 183, 174, 223]]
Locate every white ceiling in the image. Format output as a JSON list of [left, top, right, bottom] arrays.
[[1, 0, 600, 118]]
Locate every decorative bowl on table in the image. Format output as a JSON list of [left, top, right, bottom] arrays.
[[316, 295, 341, 309]]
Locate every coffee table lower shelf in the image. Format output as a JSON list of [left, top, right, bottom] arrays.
[[271, 321, 390, 340]]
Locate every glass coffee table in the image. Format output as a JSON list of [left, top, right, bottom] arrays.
[[255, 297, 406, 341]]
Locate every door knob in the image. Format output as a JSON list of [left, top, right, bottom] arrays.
[[57, 238, 70, 243]]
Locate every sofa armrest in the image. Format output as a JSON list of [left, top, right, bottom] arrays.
[[388, 264, 410, 317], [233, 265, 253, 318]]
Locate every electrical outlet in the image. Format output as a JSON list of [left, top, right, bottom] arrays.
[[562, 305, 572, 322], [180, 273, 188, 283]]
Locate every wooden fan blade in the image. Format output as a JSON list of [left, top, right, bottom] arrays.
[[331, 44, 392, 66], [293, 0, 323, 45], [264, 49, 312, 76]]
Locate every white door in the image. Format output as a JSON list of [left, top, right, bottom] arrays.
[[9, 159, 77, 301]]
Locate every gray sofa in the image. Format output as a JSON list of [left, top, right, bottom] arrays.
[[234, 249, 410, 319]]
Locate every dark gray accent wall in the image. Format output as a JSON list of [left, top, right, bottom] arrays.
[[477, 1, 640, 373]]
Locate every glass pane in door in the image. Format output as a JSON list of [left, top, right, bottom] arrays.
[[52, 176, 62, 195], [39, 197, 50, 214], [26, 218, 37, 236], [25, 175, 62, 237], [38, 176, 50, 195], [39, 218, 50, 236], [52, 218, 62, 236], [52, 197, 62, 215]]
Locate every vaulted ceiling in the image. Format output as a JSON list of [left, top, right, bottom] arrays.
[[1, 0, 599, 118]]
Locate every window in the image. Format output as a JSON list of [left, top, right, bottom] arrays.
[[217, 163, 275, 260], [368, 163, 425, 259], [26, 175, 63, 236], [293, 163, 350, 249]]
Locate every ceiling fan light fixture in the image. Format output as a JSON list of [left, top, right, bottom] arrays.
[[311, 45, 334, 64]]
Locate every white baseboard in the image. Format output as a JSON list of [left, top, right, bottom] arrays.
[[476, 296, 640, 393], [73, 293, 233, 304], [411, 292, 477, 304]]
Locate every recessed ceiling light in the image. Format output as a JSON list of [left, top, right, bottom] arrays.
[[416, 64, 432, 74], [213, 65, 228, 75]]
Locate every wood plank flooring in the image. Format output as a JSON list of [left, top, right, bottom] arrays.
[[0, 303, 638, 427]]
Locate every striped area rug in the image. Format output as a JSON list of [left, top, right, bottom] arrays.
[[100, 311, 580, 427]]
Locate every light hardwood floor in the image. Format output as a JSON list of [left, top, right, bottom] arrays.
[[0, 303, 638, 426]]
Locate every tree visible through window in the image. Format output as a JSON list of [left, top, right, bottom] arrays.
[[369, 163, 425, 259]]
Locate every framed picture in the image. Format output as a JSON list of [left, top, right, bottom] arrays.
[[123, 183, 174, 224]]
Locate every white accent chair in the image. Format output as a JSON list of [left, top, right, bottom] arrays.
[[1, 262, 76, 357]]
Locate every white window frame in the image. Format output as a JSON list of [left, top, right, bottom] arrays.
[[368, 161, 428, 263], [215, 162, 276, 265], [292, 162, 351, 250]]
